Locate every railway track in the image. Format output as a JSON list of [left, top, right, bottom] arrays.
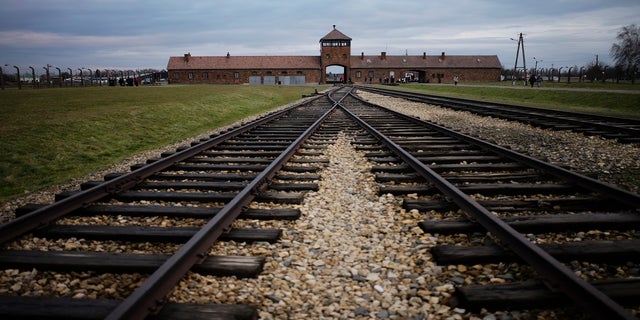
[[339, 88, 640, 319], [356, 85, 640, 144], [0, 86, 638, 319], [0, 92, 340, 319]]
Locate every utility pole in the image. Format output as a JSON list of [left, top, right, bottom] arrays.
[[594, 54, 599, 81], [512, 33, 527, 86]]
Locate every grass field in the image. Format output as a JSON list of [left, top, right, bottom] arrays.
[[0, 85, 317, 202], [391, 82, 640, 119], [1, 82, 638, 203]]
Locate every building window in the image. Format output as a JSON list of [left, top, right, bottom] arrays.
[[325, 54, 330, 59], [356, 71, 361, 78], [173, 73, 179, 80], [368, 71, 374, 78], [203, 72, 208, 79], [217, 74, 221, 79], [281, 71, 287, 74], [322, 41, 350, 47], [188, 73, 194, 80], [342, 54, 347, 59], [234, 72, 239, 79]]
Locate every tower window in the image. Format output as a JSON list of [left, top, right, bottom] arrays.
[[322, 40, 350, 47]]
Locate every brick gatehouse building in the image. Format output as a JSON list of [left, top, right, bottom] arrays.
[[167, 26, 502, 85]]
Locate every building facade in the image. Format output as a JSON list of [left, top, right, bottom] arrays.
[[167, 26, 502, 85]]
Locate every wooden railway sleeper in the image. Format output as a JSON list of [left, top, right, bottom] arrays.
[[340, 88, 638, 320], [104, 93, 340, 320]]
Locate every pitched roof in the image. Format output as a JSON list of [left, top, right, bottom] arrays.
[[167, 55, 321, 70], [350, 54, 501, 69], [167, 51, 501, 71], [320, 27, 352, 41]]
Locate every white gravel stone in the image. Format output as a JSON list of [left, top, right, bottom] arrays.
[[2, 93, 637, 319], [357, 91, 640, 194]]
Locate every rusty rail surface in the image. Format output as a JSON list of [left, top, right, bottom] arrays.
[[339, 88, 638, 320], [357, 85, 640, 144]]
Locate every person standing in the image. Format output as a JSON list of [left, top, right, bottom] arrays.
[[529, 74, 537, 88], [453, 75, 459, 86]]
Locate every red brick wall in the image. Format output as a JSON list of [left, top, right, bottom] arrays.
[[351, 67, 501, 83], [169, 69, 322, 85], [321, 45, 351, 83], [424, 68, 501, 83]]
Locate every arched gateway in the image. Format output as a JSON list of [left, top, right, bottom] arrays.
[[320, 26, 352, 84], [167, 26, 502, 85]]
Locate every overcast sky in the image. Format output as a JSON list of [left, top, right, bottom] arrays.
[[0, 0, 638, 74]]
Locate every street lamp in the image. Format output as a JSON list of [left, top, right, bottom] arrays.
[[13, 65, 21, 89], [579, 66, 585, 82], [87, 68, 93, 86], [29, 66, 36, 88], [43, 65, 51, 88], [533, 57, 542, 75], [567, 67, 574, 83], [67, 68, 73, 87], [558, 67, 564, 83], [78, 68, 84, 86], [55, 67, 62, 88]]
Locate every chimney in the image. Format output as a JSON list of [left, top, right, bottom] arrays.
[[441, 52, 445, 60], [183, 52, 191, 62], [361, 52, 364, 60], [381, 52, 386, 60], [226, 52, 230, 58], [423, 52, 426, 59]]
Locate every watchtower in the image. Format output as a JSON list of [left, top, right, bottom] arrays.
[[320, 25, 352, 83]]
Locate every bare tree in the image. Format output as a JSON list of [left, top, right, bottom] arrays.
[[610, 24, 640, 84]]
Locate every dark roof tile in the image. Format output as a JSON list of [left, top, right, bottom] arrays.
[[350, 54, 501, 69], [320, 27, 352, 41], [168, 55, 321, 70]]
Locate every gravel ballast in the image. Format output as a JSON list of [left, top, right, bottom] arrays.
[[356, 91, 640, 194], [1, 92, 638, 319]]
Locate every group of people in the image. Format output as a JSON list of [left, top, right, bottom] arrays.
[[528, 74, 543, 87], [108, 76, 141, 86]]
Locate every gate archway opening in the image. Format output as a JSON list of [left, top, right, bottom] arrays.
[[403, 70, 426, 83], [325, 65, 346, 84]]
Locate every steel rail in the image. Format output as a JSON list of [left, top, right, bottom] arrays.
[[353, 91, 640, 208], [339, 92, 636, 320], [357, 86, 640, 137], [0, 94, 326, 245], [105, 100, 339, 319]]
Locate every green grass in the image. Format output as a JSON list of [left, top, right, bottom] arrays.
[[2, 82, 639, 202], [0, 85, 317, 202], [392, 83, 640, 119]]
